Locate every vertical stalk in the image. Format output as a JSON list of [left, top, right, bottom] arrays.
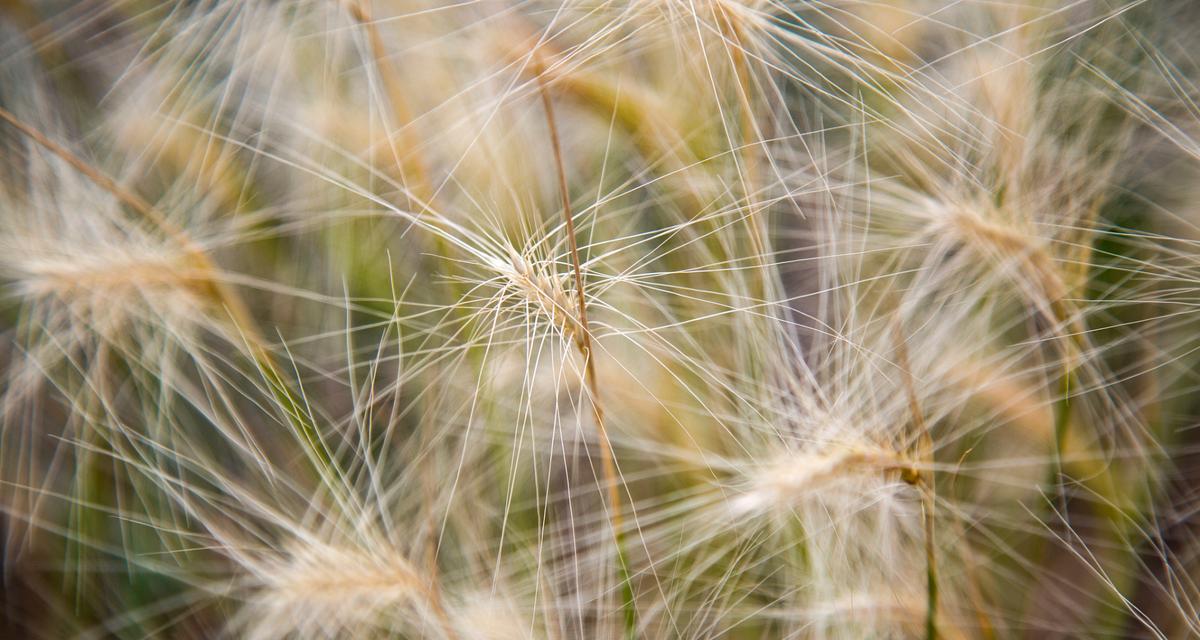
[[344, 0, 435, 205], [894, 318, 938, 640], [536, 75, 637, 637], [714, 3, 769, 280]]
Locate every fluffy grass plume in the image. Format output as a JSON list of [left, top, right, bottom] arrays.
[[3, 1, 1200, 638]]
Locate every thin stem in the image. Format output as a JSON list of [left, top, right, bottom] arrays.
[[344, 0, 475, 310], [893, 318, 938, 640], [536, 74, 636, 637], [715, 4, 768, 275], [513, 30, 710, 223], [344, 0, 435, 206]]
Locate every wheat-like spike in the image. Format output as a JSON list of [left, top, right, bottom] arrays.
[[503, 248, 583, 342], [0, 104, 339, 480], [242, 539, 459, 640], [727, 443, 915, 517]]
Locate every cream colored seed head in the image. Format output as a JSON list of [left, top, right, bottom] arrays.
[[243, 541, 429, 639], [503, 249, 582, 341], [730, 444, 911, 516], [20, 253, 199, 298]]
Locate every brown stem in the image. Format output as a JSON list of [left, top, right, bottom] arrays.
[[714, 3, 768, 272], [344, 0, 435, 206], [535, 75, 620, 533], [537, 73, 639, 635], [893, 318, 939, 640]]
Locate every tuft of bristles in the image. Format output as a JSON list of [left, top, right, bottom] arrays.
[[3, 1, 1200, 639]]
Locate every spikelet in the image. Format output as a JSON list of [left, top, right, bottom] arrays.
[[234, 537, 444, 640], [496, 248, 583, 343], [728, 443, 913, 517]]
